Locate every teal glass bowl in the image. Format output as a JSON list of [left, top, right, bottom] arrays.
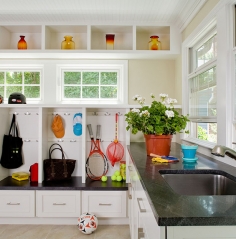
[[181, 144, 198, 159]]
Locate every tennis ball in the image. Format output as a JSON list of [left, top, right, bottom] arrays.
[[111, 175, 117, 181], [116, 175, 122, 181], [101, 176, 107, 182], [123, 175, 126, 180], [115, 170, 121, 176]]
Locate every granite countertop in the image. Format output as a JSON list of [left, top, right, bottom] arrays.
[[128, 142, 236, 226], [0, 176, 128, 191]]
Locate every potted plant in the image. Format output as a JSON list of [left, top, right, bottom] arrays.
[[125, 93, 189, 156]]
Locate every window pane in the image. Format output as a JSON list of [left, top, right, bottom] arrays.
[[6, 72, 22, 84], [82, 72, 99, 84], [189, 67, 216, 117], [24, 86, 40, 98], [196, 122, 217, 143], [101, 86, 117, 98], [24, 72, 40, 84], [64, 72, 81, 84], [64, 86, 81, 98], [101, 72, 117, 85], [0, 72, 4, 84], [6, 86, 22, 97], [197, 34, 217, 67], [0, 86, 4, 96], [82, 86, 99, 98]]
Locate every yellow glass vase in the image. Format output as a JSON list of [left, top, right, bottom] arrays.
[[148, 35, 161, 50], [61, 35, 75, 50]]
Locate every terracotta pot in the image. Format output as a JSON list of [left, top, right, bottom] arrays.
[[144, 134, 173, 156]]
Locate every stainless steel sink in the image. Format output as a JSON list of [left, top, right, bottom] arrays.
[[160, 171, 236, 195]]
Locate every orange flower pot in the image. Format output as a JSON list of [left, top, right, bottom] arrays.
[[144, 134, 173, 156]]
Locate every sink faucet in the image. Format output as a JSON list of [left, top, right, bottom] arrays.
[[211, 145, 236, 159]]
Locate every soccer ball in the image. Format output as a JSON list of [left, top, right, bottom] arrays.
[[78, 212, 98, 234]]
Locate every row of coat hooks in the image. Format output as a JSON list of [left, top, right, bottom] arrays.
[[91, 112, 123, 116], [12, 112, 39, 115], [23, 139, 79, 143]]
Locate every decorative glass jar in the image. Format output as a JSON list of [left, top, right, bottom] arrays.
[[148, 35, 161, 50], [61, 35, 75, 50], [17, 35, 27, 50], [106, 34, 115, 50]]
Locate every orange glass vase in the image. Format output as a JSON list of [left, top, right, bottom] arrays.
[[148, 35, 161, 50], [144, 134, 173, 156], [18, 35, 27, 50], [61, 35, 75, 50]]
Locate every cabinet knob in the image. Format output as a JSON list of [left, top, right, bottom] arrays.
[[128, 183, 132, 199], [138, 228, 145, 239]]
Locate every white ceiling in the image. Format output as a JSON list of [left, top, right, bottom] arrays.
[[0, 0, 206, 31]]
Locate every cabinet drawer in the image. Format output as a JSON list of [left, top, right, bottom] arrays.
[[36, 191, 81, 217], [0, 190, 35, 217], [82, 191, 127, 217]]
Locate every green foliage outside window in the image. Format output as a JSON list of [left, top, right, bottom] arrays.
[[63, 71, 118, 99]]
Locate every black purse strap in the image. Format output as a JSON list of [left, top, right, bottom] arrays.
[[9, 114, 19, 137]]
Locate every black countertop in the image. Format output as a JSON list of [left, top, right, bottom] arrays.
[[128, 142, 236, 226], [0, 176, 128, 191]]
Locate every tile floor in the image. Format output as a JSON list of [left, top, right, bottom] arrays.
[[0, 224, 130, 239]]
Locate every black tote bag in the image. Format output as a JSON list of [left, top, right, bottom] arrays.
[[0, 114, 23, 169]]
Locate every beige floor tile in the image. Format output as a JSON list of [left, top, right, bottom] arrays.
[[0, 225, 130, 239]]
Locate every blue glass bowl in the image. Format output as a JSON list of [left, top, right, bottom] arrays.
[[181, 144, 198, 159]]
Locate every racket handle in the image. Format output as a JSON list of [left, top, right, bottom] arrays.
[[96, 125, 101, 139], [87, 124, 94, 138]]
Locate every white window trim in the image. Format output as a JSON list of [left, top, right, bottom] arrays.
[[56, 60, 128, 105]]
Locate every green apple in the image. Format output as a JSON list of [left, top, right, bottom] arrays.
[[116, 175, 122, 181], [101, 176, 107, 182], [115, 170, 121, 176]]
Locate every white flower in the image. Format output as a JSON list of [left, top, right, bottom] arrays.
[[132, 94, 140, 101], [166, 98, 177, 105], [160, 93, 168, 102], [131, 108, 140, 113], [137, 96, 145, 105], [140, 110, 150, 117], [165, 110, 174, 118]]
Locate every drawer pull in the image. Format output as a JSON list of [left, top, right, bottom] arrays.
[[138, 228, 145, 239], [137, 198, 146, 213], [99, 203, 112, 206], [7, 202, 20, 205], [53, 203, 66, 205], [128, 183, 132, 199]]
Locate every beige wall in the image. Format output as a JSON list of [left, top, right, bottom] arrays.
[[128, 59, 178, 104], [182, 0, 219, 42]]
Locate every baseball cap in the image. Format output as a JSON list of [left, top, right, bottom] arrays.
[[51, 114, 65, 138]]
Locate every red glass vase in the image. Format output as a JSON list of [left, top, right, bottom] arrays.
[[18, 35, 27, 50]]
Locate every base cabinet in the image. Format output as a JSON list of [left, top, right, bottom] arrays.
[[82, 191, 127, 218], [36, 191, 81, 217], [0, 190, 35, 217]]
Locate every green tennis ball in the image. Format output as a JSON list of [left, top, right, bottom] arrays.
[[116, 175, 122, 181], [115, 170, 121, 176], [111, 175, 117, 181], [101, 176, 107, 182], [123, 175, 126, 180]]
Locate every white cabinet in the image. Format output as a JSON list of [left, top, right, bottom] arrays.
[[82, 191, 127, 218], [0, 190, 35, 217], [127, 154, 164, 239], [36, 190, 81, 217]]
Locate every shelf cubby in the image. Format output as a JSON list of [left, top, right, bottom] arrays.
[[0, 25, 42, 50], [45, 25, 87, 50]]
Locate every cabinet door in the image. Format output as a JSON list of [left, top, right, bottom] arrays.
[[82, 191, 127, 218], [0, 190, 35, 217], [36, 191, 81, 217]]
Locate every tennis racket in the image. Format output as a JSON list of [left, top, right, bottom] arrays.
[[106, 113, 124, 166], [86, 124, 109, 180]]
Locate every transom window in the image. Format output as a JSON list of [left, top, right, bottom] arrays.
[[0, 68, 41, 102], [59, 61, 127, 104]]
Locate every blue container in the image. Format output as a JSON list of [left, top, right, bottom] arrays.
[[181, 144, 198, 159]]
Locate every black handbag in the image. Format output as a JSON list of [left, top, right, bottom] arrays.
[[0, 114, 23, 169], [43, 143, 76, 181]]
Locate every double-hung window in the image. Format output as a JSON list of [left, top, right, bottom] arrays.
[[187, 30, 217, 143]]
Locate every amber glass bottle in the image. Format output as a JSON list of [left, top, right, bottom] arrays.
[[148, 35, 161, 50], [17, 35, 27, 50], [61, 35, 75, 50]]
